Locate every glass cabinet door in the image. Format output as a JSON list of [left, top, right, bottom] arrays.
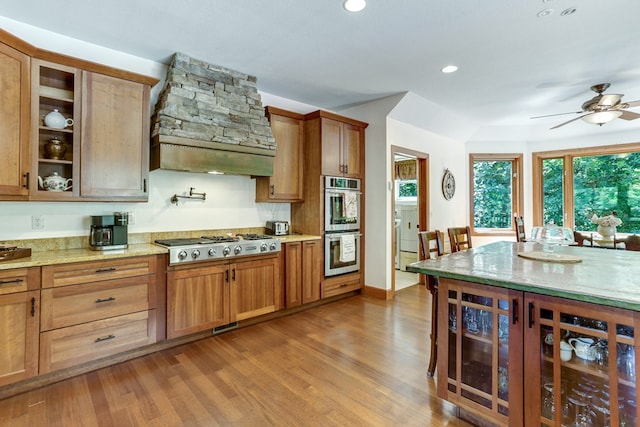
[[438, 278, 523, 427], [525, 293, 639, 427]]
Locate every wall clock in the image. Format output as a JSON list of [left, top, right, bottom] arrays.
[[442, 169, 455, 200]]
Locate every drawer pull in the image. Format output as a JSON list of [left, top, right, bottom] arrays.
[[95, 334, 116, 343], [340, 283, 348, 288], [31, 297, 36, 317], [0, 278, 23, 285], [96, 267, 117, 273], [95, 296, 116, 304]]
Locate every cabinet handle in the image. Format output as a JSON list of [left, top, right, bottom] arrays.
[[340, 283, 348, 288], [512, 299, 518, 325], [143, 178, 147, 193], [24, 172, 30, 189], [225, 269, 229, 282], [95, 296, 116, 304], [95, 334, 115, 343], [0, 278, 23, 285], [31, 297, 36, 317], [528, 302, 534, 328], [96, 267, 117, 273], [270, 185, 275, 195], [232, 268, 236, 281]]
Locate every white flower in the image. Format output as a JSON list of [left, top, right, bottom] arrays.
[[591, 214, 622, 227]]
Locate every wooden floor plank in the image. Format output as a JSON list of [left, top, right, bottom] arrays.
[[0, 285, 471, 426]]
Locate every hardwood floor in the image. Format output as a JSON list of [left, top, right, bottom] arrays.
[[0, 286, 470, 427]]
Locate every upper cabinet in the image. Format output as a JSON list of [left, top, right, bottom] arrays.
[[0, 41, 30, 198], [80, 72, 150, 199], [255, 107, 304, 203], [0, 29, 158, 202], [304, 110, 367, 179]]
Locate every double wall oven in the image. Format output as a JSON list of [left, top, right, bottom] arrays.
[[324, 176, 362, 276]]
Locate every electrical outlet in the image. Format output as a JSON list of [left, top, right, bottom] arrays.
[[127, 212, 136, 225], [31, 215, 44, 230]]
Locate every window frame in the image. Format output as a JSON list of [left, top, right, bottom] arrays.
[[532, 141, 640, 229], [469, 153, 524, 237]]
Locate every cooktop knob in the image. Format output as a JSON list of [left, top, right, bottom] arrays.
[[223, 246, 231, 256], [178, 250, 188, 260], [208, 248, 216, 257], [269, 242, 278, 251], [192, 249, 201, 259], [260, 243, 268, 252], [234, 245, 242, 255]]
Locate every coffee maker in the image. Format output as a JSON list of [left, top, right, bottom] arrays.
[[89, 213, 128, 250]]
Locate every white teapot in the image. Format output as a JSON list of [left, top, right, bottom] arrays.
[[38, 172, 72, 191], [44, 109, 74, 129]]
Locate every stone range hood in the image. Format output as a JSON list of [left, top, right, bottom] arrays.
[[150, 53, 275, 176]]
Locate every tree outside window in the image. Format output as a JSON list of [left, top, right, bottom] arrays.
[[470, 154, 523, 234]]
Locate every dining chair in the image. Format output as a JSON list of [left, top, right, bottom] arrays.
[[418, 230, 444, 378], [447, 226, 472, 253], [514, 216, 526, 242], [618, 235, 640, 251], [573, 231, 593, 247]]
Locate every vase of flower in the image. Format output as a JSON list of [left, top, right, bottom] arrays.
[[597, 225, 616, 239]]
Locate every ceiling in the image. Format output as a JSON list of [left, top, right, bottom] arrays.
[[3, 0, 640, 141]]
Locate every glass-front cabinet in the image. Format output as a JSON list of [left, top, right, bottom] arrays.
[[437, 278, 524, 426], [438, 278, 639, 427], [525, 293, 638, 427]]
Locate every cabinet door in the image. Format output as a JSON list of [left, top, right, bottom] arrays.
[[0, 290, 39, 386], [0, 42, 29, 197], [320, 118, 343, 176], [166, 264, 229, 339], [284, 242, 303, 307], [302, 240, 321, 304], [81, 72, 149, 199], [342, 122, 362, 178], [256, 112, 304, 202], [524, 293, 639, 427], [231, 255, 280, 321], [437, 278, 524, 427]]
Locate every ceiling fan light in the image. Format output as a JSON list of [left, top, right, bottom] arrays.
[[343, 0, 366, 12], [582, 110, 623, 125]]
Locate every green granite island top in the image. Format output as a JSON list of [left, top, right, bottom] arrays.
[[406, 241, 640, 312]]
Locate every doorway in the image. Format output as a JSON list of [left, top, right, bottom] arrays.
[[391, 146, 429, 294]]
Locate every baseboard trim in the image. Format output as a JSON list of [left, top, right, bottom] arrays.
[[364, 285, 393, 300]]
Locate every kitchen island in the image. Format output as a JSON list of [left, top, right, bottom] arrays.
[[407, 241, 640, 427]]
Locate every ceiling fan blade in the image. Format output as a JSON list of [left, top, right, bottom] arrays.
[[531, 111, 582, 120], [550, 114, 590, 129], [624, 100, 640, 108], [619, 110, 640, 121]]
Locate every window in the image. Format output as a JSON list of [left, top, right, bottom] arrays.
[[396, 179, 417, 200], [470, 154, 523, 234], [534, 143, 640, 234]]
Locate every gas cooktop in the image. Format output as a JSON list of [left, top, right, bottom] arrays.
[[154, 234, 281, 265]]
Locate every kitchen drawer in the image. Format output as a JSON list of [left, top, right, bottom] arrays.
[[42, 255, 156, 288], [0, 267, 40, 295], [39, 310, 156, 373], [322, 278, 361, 298], [40, 276, 151, 331]]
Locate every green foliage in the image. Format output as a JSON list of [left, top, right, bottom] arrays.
[[473, 161, 513, 229], [398, 180, 417, 198], [543, 152, 640, 233]]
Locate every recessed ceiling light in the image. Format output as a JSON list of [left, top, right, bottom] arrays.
[[560, 7, 577, 16], [441, 65, 458, 74], [343, 0, 366, 12], [537, 8, 554, 17]]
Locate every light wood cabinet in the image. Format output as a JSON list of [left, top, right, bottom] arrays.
[[255, 107, 304, 202], [80, 71, 149, 199], [0, 267, 40, 387], [305, 111, 367, 178], [284, 240, 321, 307], [39, 256, 158, 373], [0, 41, 30, 198], [167, 254, 281, 339]]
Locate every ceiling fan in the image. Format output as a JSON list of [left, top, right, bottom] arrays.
[[532, 83, 640, 129]]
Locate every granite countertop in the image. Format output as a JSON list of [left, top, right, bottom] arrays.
[[0, 231, 321, 270], [406, 241, 640, 311]]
